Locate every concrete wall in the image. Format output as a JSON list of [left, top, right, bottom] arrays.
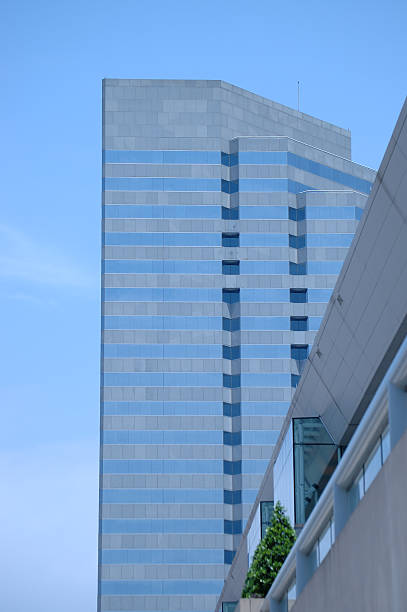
[[292, 426, 407, 612]]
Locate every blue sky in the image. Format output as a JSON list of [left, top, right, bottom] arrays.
[[0, 0, 405, 609]]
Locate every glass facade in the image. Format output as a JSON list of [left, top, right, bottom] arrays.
[[99, 79, 374, 612], [293, 418, 341, 525]]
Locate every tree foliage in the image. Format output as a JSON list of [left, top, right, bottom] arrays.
[[241, 501, 296, 598]]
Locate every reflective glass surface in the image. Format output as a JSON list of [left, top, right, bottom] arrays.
[[104, 260, 221, 274], [103, 316, 221, 330], [104, 204, 220, 218], [103, 288, 221, 302], [102, 460, 223, 474], [103, 344, 222, 358], [293, 418, 339, 525], [101, 548, 224, 564], [103, 372, 222, 387], [104, 232, 220, 246], [103, 430, 222, 444], [103, 178, 222, 192]]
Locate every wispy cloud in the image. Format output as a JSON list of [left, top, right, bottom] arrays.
[[0, 224, 97, 290]]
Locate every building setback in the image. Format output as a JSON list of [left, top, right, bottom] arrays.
[[98, 80, 375, 612]]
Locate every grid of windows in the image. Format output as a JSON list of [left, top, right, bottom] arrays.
[[101, 127, 370, 611]]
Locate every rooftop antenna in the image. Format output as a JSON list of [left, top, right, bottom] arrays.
[[297, 81, 300, 112]]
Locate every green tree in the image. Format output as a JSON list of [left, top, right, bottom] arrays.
[[242, 501, 296, 598]]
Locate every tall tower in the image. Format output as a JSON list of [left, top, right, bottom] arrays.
[[99, 80, 375, 612]]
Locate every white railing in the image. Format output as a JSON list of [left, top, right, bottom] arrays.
[[266, 335, 407, 610]]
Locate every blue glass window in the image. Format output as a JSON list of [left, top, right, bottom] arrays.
[[103, 204, 220, 219], [240, 345, 290, 358], [103, 315, 221, 330], [104, 344, 222, 358], [221, 152, 238, 167], [102, 488, 223, 504], [223, 374, 241, 388], [240, 289, 289, 302], [223, 460, 242, 475], [223, 288, 240, 303], [222, 233, 240, 247], [224, 490, 242, 504], [223, 431, 242, 445], [290, 316, 308, 331], [242, 430, 279, 444], [103, 372, 222, 387], [241, 373, 291, 388], [103, 401, 223, 416], [291, 344, 309, 360], [290, 262, 307, 275], [240, 206, 288, 220], [222, 206, 239, 220], [224, 550, 236, 565], [221, 179, 238, 194], [223, 345, 241, 360], [223, 318, 240, 332], [103, 232, 220, 246], [291, 374, 301, 387], [289, 234, 306, 248], [224, 520, 242, 535], [307, 261, 343, 274], [305, 206, 363, 220], [290, 288, 308, 303], [103, 177, 222, 192], [240, 261, 289, 274], [102, 459, 223, 474], [238, 151, 287, 165], [104, 259, 221, 274], [306, 233, 354, 247], [289, 207, 306, 221], [101, 547, 223, 564], [238, 178, 312, 194], [308, 289, 333, 303], [222, 260, 240, 275], [101, 518, 223, 534], [100, 579, 224, 596], [240, 233, 288, 247], [223, 403, 241, 417], [103, 430, 222, 445], [103, 287, 221, 302], [241, 317, 289, 331]]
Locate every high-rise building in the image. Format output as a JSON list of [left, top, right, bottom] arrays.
[[98, 79, 375, 612]]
